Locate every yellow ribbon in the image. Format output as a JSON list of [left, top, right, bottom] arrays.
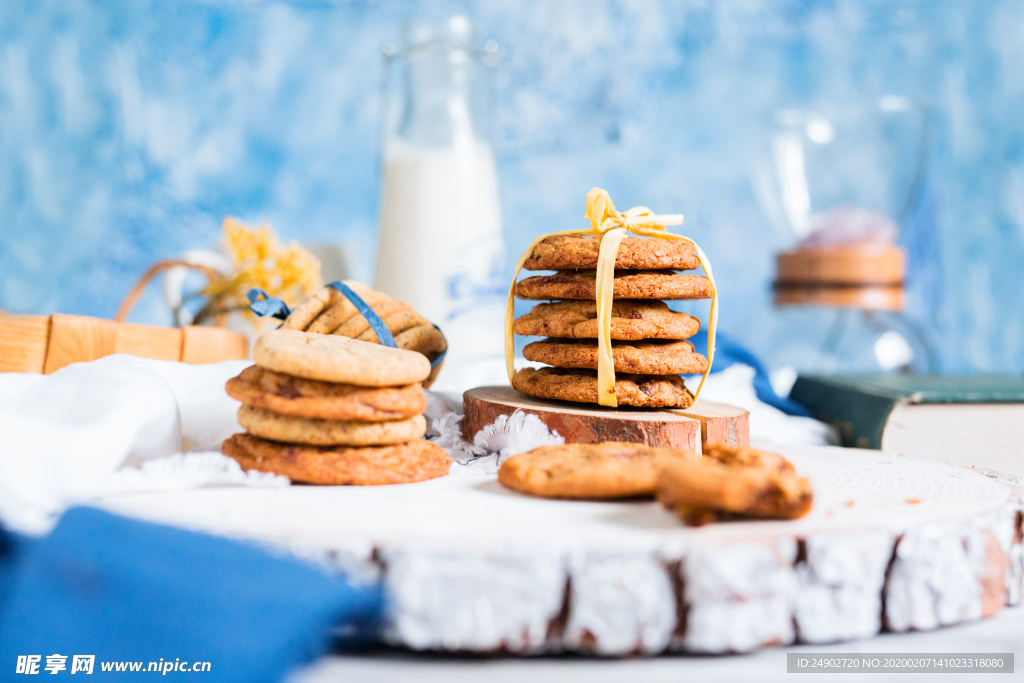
[[505, 188, 718, 407]]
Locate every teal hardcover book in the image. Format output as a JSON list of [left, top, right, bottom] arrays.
[[790, 374, 1024, 475]]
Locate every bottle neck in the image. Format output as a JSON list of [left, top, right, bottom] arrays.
[[397, 46, 482, 148]]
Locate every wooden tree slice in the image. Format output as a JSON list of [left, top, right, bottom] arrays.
[[462, 385, 701, 452], [665, 400, 749, 447], [98, 446, 1024, 656]]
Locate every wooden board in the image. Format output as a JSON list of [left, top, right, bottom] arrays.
[[463, 385, 700, 452], [463, 386, 749, 453], [96, 445, 1024, 656], [0, 312, 51, 373]]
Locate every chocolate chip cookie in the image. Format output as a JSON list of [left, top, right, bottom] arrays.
[[523, 338, 709, 375], [223, 433, 451, 485], [512, 366, 694, 408], [513, 300, 700, 341], [226, 365, 426, 421], [515, 270, 714, 300], [498, 442, 701, 499], [656, 443, 814, 525], [523, 235, 700, 271]]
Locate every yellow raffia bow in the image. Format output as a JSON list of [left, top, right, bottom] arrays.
[[505, 188, 718, 407]]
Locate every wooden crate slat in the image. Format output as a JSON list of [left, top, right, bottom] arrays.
[[115, 322, 183, 361], [43, 314, 119, 374], [0, 313, 51, 373], [181, 325, 249, 365]]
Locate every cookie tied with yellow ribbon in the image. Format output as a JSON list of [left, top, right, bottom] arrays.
[[506, 188, 718, 408]]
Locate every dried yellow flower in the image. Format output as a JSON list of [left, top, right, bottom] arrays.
[[200, 217, 322, 325]]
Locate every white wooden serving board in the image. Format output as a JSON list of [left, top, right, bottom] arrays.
[[95, 445, 1024, 656]]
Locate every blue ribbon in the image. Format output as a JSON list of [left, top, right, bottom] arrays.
[[246, 283, 446, 369], [247, 288, 291, 320], [427, 324, 447, 370], [325, 281, 396, 348]]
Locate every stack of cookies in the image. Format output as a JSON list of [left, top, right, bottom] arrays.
[[512, 235, 714, 408], [222, 329, 451, 485], [279, 280, 447, 388]]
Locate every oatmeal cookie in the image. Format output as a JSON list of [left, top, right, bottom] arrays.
[[252, 329, 431, 386], [225, 366, 425, 421], [237, 405, 426, 446]]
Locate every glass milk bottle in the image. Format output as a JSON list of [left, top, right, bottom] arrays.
[[375, 15, 505, 346]]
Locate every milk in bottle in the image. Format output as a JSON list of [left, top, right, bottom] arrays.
[[375, 16, 506, 384]]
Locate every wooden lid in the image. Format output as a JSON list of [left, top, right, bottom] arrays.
[[773, 284, 904, 311], [776, 244, 904, 286]]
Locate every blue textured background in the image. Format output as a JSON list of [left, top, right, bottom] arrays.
[[1, 1, 1022, 373]]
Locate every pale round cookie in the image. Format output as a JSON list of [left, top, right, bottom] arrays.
[[223, 433, 451, 485], [523, 339, 709, 375], [657, 443, 813, 526], [225, 366, 426, 421], [237, 405, 426, 446], [515, 270, 714, 300], [512, 367, 694, 408], [523, 235, 700, 271], [306, 289, 392, 334], [513, 300, 701, 341], [498, 442, 701, 499], [394, 325, 447, 358], [252, 329, 431, 386], [351, 310, 432, 343], [283, 281, 378, 331], [332, 299, 411, 338]]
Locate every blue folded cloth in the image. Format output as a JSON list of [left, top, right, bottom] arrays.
[[0, 507, 382, 681], [688, 330, 811, 417]]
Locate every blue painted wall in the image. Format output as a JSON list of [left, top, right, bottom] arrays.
[[1, 1, 1022, 373]]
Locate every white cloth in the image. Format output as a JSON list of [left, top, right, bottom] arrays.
[[0, 355, 285, 535], [691, 364, 838, 447], [0, 354, 834, 535]]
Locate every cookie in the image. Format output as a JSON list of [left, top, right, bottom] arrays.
[[306, 289, 392, 334], [523, 339, 709, 375], [656, 443, 813, 526], [394, 324, 447, 359], [498, 442, 701, 499], [523, 235, 700, 271], [237, 405, 426, 446], [331, 299, 413, 338], [513, 300, 700, 341], [223, 433, 451, 485], [512, 367, 694, 408], [515, 270, 714, 300], [252, 329, 431, 386], [283, 281, 378, 331], [350, 311, 431, 343], [225, 366, 426, 421]]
